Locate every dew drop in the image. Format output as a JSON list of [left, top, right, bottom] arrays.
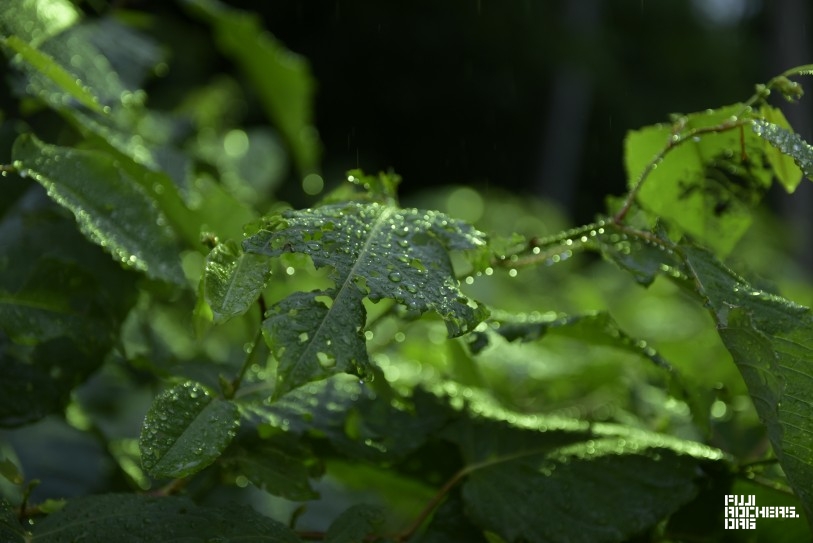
[[388, 271, 402, 282]]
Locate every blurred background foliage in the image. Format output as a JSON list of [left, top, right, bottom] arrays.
[[2, 0, 813, 539]]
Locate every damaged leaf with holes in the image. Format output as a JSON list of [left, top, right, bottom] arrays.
[[244, 199, 489, 396], [625, 104, 775, 256]]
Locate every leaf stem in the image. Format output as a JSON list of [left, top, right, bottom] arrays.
[[392, 466, 472, 542], [226, 297, 269, 399], [490, 221, 605, 270], [612, 119, 747, 224]]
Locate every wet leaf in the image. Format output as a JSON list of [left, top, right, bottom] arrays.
[[752, 118, 813, 186], [222, 435, 323, 501], [203, 240, 270, 324], [29, 494, 301, 542], [325, 504, 385, 543], [0, 0, 80, 45], [245, 200, 488, 395], [445, 405, 726, 543], [0, 193, 137, 426], [683, 244, 813, 521], [241, 376, 449, 462], [139, 381, 240, 478], [0, 500, 26, 543], [0, 35, 105, 114], [12, 135, 185, 285], [757, 106, 805, 192]]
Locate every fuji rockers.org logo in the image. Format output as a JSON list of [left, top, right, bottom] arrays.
[[724, 494, 800, 529]]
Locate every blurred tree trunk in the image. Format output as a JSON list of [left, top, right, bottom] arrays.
[[534, 0, 601, 212]]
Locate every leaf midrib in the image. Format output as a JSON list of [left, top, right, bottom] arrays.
[[289, 205, 393, 380]]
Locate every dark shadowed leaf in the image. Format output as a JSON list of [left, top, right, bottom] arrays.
[[325, 504, 385, 543], [29, 494, 302, 542], [222, 434, 323, 501], [415, 494, 489, 543], [139, 381, 240, 478], [445, 408, 725, 543], [0, 500, 26, 543], [0, 191, 137, 426]]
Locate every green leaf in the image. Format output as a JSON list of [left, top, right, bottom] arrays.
[[1, 338, 96, 427], [222, 435, 323, 501], [12, 135, 185, 285], [483, 310, 667, 364], [245, 201, 488, 395], [0, 500, 26, 543], [0, 34, 105, 114], [0, 457, 23, 485], [0, 0, 80, 46], [682, 245, 813, 522], [262, 289, 370, 396], [415, 495, 489, 543], [241, 376, 449, 462], [346, 169, 401, 204], [0, 194, 137, 426], [184, 0, 320, 174], [445, 408, 725, 543], [139, 381, 240, 478], [325, 504, 385, 543], [625, 104, 772, 256], [752, 119, 813, 184], [203, 240, 270, 324], [29, 494, 301, 542], [758, 106, 804, 192]]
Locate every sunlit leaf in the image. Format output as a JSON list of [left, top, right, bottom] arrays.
[[758, 106, 804, 192], [0, 0, 80, 46], [325, 504, 385, 543], [29, 494, 301, 542], [245, 200, 488, 395], [12, 135, 185, 285], [625, 104, 772, 256], [139, 381, 240, 478], [0, 35, 105, 114], [683, 244, 813, 521], [752, 119, 813, 185], [203, 240, 270, 324]]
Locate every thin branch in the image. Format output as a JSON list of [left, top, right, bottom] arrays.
[[226, 297, 269, 399], [613, 119, 747, 224]]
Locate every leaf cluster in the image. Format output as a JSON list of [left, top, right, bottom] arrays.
[[2, 1, 813, 542]]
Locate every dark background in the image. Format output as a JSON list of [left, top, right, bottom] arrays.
[[225, 0, 813, 225], [7, 0, 813, 265], [215, 0, 813, 273]]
